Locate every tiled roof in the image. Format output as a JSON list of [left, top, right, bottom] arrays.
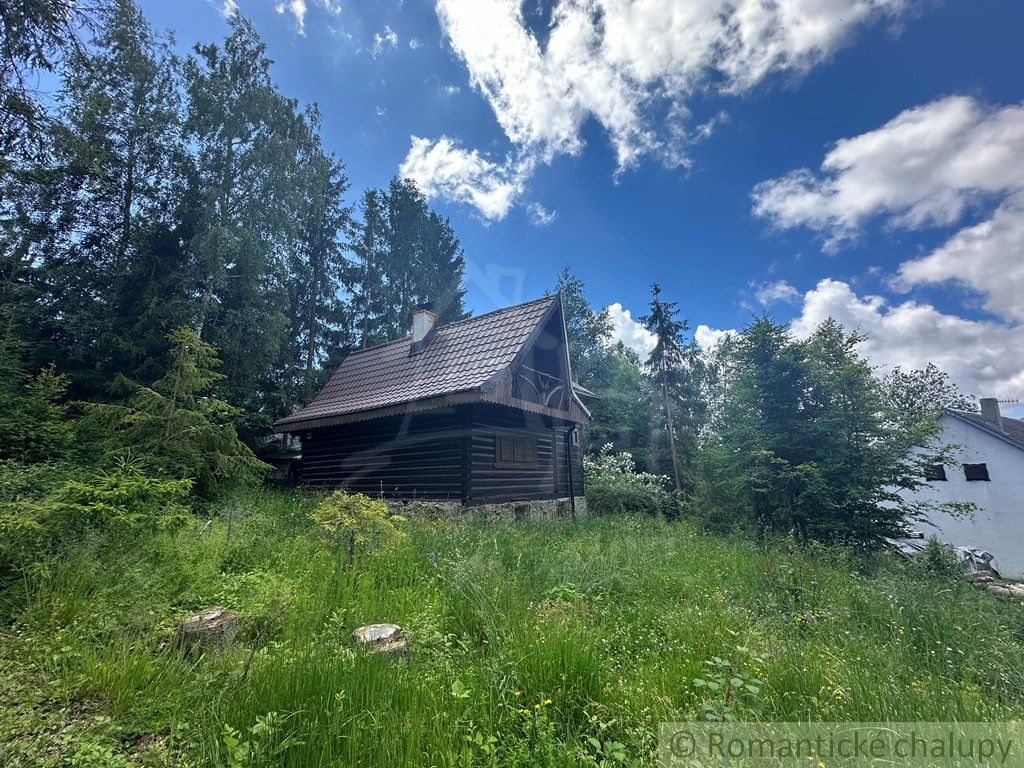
[[946, 409, 1024, 452], [275, 295, 557, 430]]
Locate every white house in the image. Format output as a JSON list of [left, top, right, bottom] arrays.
[[902, 398, 1024, 578]]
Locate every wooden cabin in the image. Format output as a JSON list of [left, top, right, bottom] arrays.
[[273, 295, 589, 513]]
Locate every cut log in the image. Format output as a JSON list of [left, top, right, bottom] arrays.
[[350, 623, 408, 658], [179, 606, 238, 653]]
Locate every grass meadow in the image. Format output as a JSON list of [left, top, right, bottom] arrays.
[[3, 488, 1024, 766]]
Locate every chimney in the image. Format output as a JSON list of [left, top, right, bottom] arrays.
[[980, 398, 1003, 432], [409, 303, 437, 354]]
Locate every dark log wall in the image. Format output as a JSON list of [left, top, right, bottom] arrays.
[[300, 409, 464, 499], [468, 404, 556, 504], [300, 403, 584, 505], [553, 422, 583, 500]]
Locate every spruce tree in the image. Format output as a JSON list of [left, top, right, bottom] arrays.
[[184, 14, 311, 435], [5, 0, 185, 395], [640, 284, 695, 492], [283, 119, 353, 404], [347, 178, 467, 348], [554, 268, 612, 384], [419, 210, 468, 326], [83, 327, 265, 497], [0, 0, 100, 171], [348, 188, 388, 349]]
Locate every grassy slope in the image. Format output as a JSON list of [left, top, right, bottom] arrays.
[[2, 488, 1024, 767]]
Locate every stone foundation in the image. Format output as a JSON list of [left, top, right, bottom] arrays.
[[387, 496, 587, 522]]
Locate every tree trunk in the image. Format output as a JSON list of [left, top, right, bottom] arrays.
[[661, 362, 682, 493], [305, 266, 319, 400], [117, 118, 137, 273], [360, 256, 372, 349]]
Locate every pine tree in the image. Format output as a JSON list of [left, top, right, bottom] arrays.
[[348, 188, 388, 349], [4, 0, 185, 395], [640, 284, 690, 492], [283, 119, 353, 404], [184, 14, 312, 435], [83, 327, 265, 496], [554, 268, 612, 384]]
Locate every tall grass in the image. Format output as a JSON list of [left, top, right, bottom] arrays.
[[3, 489, 1024, 766]]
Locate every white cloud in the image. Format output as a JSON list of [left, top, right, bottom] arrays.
[[405, 0, 909, 218], [751, 279, 799, 306], [372, 25, 398, 57], [790, 279, 1024, 398], [443, 84, 461, 96], [526, 202, 557, 226], [287, 0, 308, 33], [896, 191, 1024, 323], [399, 136, 527, 220], [753, 96, 1024, 249], [607, 302, 657, 358], [754, 95, 1024, 384], [215, 0, 239, 17], [695, 324, 735, 351], [409, 37, 421, 50], [275, 0, 342, 33]]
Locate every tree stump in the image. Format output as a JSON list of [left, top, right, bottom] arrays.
[[179, 606, 238, 653], [349, 623, 408, 659]]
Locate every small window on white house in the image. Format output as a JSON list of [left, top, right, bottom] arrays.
[[925, 464, 947, 481], [963, 463, 990, 482]]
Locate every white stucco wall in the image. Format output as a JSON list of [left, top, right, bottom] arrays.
[[901, 414, 1024, 578]]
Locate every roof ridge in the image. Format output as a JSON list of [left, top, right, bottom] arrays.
[[342, 295, 555, 357], [949, 408, 1022, 423], [440, 294, 555, 330]]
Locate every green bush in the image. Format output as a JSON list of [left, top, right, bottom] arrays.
[[583, 445, 672, 516], [913, 537, 964, 580], [0, 459, 191, 583], [0, 353, 75, 464], [309, 490, 406, 568]]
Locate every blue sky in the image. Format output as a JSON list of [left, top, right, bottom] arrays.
[[138, 0, 1024, 402]]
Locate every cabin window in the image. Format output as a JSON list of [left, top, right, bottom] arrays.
[[963, 463, 990, 481], [925, 464, 947, 481], [570, 430, 580, 447], [495, 434, 538, 468]]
